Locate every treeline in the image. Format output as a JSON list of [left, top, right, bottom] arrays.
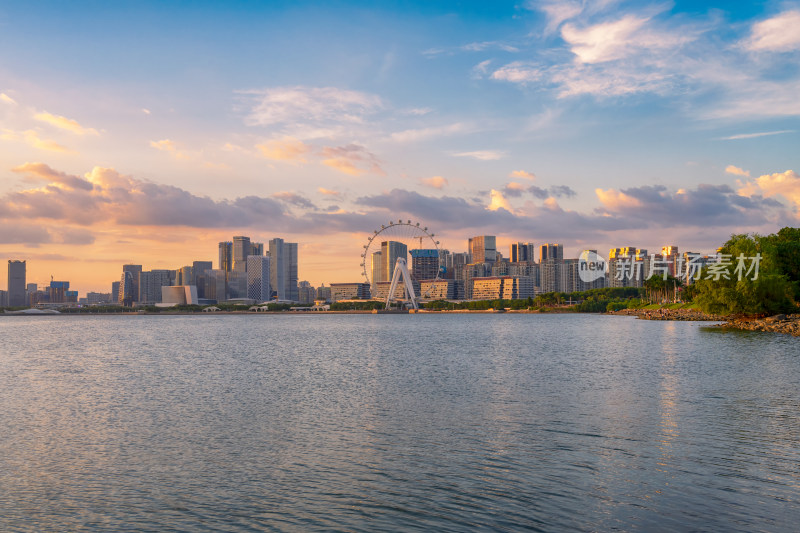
[[423, 287, 644, 312], [692, 227, 800, 315]]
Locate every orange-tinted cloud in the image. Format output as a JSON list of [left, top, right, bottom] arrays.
[[321, 144, 384, 176], [150, 138, 189, 159], [738, 169, 800, 215], [256, 137, 312, 162], [509, 170, 536, 180], [725, 165, 750, 177], [2, 129, 71, 152], [420, 176, 448, 189], [595, 188, 643, 210], [318, 187, 341, 197], [34, 111, 98, 135]]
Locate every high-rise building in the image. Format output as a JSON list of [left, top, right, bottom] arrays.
[[176, 266, 194, 287], [316, 284, 331, 302], [139, 270, 173, 303], [218, 241, 233, 272], [192, 261, 213, 283], [511, 242, 535, 263], [446, 252, 471, 280], [269, 238, 298, 301], [0, 290, 8, 307], [7, 260, 26, 307], [539, 244, 563, 262], [468, 236, 497, 263], [119, 271, 135, 306], [298, 281, 316, 304], [192, 261, 213, 297], [371, 251, 383, 285], [246, 255, 271, 302], [233, 236, 251, 272], [250, 242, 264, 257], [381, 241, 408, 282], [227, 270, 248, 299], [111, 281, 120, 303], [203, 269, 228, 302], [410, 249, 439, 281], [122, 264, 142, 303]]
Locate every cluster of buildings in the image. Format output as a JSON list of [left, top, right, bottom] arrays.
[[113, 236, 300, 307], [2, 234, 722, 308], [328, 238, 713, 303]]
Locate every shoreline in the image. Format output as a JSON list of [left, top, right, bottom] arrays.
[[608, 307, 800, 336], [4, 308, 800, 336]]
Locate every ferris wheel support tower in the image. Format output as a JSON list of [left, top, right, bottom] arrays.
[[386, 257, 418, 310]]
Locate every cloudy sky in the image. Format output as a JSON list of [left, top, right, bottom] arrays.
[[1, 0, 799, 292]]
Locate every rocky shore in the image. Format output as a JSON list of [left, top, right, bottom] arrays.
[[608, 308, 726, 321], [609, 307, 800, 336], [714, 314, 800, 336]]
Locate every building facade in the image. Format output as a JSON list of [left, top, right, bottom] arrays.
[[218, 241, 233, 272], [7, 260, 26, 307], [330, 282, 370, 302], [269, 238, 299, 301], [468, 236, 497, 263], [246, 255, 271, 302]]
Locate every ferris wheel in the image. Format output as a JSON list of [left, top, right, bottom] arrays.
[[360, 220, 442, 302]]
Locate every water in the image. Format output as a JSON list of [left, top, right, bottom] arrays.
[[1, 313, 798, 531]]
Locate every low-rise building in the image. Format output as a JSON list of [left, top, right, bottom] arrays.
[[330, 282, 370, 302]]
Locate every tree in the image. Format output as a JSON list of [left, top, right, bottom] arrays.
[[693, 231, 797, 315]]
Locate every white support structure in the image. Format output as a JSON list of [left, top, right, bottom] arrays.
[[386, 257, 418, 310]]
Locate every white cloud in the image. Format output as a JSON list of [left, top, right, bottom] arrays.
[[561, 15, 650, 63], [745, 11, 800, 52], [1, 93, 17, 105], [403, 107, 433, 116], [461, 41, 519, 53], [491, 62, 542, 84], [390, 122, 468, 143], [536, 0, 583, 35], [452, 150, 507, 161], [241, 86, 383, 134], [717, 130, 795, 140]]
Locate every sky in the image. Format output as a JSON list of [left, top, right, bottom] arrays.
[[1, 0, 799, 293]]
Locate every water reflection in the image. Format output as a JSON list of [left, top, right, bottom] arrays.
[[0, 314, 798, 531]]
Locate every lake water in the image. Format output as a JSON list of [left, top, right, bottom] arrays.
[[1, 313, 798, 531]]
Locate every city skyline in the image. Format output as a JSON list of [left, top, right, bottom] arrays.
[[1, 1, 799, 292]]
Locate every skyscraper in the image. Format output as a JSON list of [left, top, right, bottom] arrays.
[[139, 270, 173, 303], [511, 242, 535, 263], [468, 236, 497, 263], [269, 238, 298, 301], [410, 249, 439, 281], [233, 236, 251, 272], [218, 241, 233, 272], [246, 255, 271, 301], [539, 243, 563, 262], [250, 242, 264, 256], [7, 260, 26, 307], [381, 241, 408, 282], [371, 251, 383, 285], [122, 264, 142, 304], [119, 271, 135, 306]]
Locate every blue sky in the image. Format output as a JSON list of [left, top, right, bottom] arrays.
[[1, 0, 799, 290]]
